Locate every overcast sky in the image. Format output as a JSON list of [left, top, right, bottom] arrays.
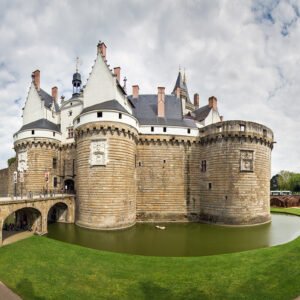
[[0, 0, 299, 175]]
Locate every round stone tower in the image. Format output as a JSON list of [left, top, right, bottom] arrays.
[[198, 120, 274, 226], [74, 109, 138, 230], [13, 131, 61, 195]]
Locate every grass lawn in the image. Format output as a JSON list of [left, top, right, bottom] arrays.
[[271, 207, 300, 216], [0, 234, 300, 300]]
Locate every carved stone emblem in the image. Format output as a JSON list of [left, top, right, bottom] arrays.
[[89, 139, 108, 166], [18, 150, 28, 172], [240, 150, 254, 172]]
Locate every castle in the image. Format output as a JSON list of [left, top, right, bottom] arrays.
[[1, 41, 274, 229]]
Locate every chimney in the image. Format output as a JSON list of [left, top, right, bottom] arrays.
[[194, 93, 199, 108], [114, 67, 120, 82], [220, 116, 224, 122], [52, 86, 58, 102], [97, 42, 107, 58], [175, 86, 181, 99], [208, 96, 217, 109], [32, 70, 40, 91], [132, 85, 139, 98], [158, 87, 165, 117]]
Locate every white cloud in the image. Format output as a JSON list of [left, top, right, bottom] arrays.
[[0, 0, 299, 175]]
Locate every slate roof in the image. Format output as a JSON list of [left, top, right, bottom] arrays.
[[129, 94, 197, 128], [19, 119, 61, 132], [191, 105, 212, 122], [39, 89, 60, 112], [81, 100, 129, 115], [171, 72, 191, 103]]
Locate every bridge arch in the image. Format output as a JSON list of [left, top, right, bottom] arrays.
[[47, 202, 69, 223], [1, 207, 43, 246]]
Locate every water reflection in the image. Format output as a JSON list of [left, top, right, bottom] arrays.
[[46, 213, 300, 257]]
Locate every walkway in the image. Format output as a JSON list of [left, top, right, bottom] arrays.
[[2, 231, 34, 246], [0, 281, 22, 300]]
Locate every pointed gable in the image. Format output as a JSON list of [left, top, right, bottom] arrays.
[[83, 48, 131, 114], [23, 82, 45, 125]]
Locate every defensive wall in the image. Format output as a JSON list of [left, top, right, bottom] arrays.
[[0, 119, 274, 230]]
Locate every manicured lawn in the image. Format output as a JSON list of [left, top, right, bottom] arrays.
[[0, 234, 300, 299], [271, 207, 300, 216]]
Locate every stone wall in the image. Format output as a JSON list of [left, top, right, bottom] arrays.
[[75, 122, 137, 230], [14, 139, 61, 196], [60, 143, 77, 190], [0, 168, 9, 197], [197, 120, 273, 225], [136, 136, 200, 222]]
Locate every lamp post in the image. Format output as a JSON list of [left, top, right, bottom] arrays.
[[13, 171, 17, 199]]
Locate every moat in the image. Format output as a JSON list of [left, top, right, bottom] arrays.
[[46, 213, 300, 257]]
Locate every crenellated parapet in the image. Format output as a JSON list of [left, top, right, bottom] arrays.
[[14, 138, 61, 151], [199, 120, 274, 148], [75, 122, 138, 142]]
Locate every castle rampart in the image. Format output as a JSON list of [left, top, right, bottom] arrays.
[[197, 120, 273, 225], [75, 122, 138, 230]]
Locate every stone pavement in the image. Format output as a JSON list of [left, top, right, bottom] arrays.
[[0, 281, 22, 300]]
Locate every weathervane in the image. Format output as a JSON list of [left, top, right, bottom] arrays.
[[123, 76, 127, 92], [76, 56, 81, 72]]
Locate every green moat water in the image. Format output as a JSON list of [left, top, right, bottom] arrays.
[[46, 213, 300, 257]]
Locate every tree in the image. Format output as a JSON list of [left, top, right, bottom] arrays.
[[288, 174, 300, 193], [270, 174, 280, 190], [277, 170, 293, 190], [7, 156, 16, 167]]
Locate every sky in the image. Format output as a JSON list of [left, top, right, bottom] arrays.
[[0, 0, 299, 175]]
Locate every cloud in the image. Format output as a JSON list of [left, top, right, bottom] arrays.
[[0, 0, 299, 175]]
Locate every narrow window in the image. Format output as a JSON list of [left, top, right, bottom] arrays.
[[53, 132, 55, 137], [135, 155, 137, 168], [163, 127, 167, 133], [70, 102, 73, 106], [68, 110, 72, 116], [67, 127, 74, 139], [53, 177, 57, 188], [53, 158, 57, 169], [201, 160, 207, 172], [240, 125, 245, 132], [139, 162, 142, 167], [119, 113, 122, 119], [209, 183, 212, 190], [97, 111, 102, 118], [31, 130, 35, 135], [77, 118, 80, 124], [163, 160, 166, 164], [263, 129, 267, 137], [187, 128, 191, 134], [151, 126, 154, 132]]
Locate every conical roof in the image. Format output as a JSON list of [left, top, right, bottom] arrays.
[[172, 70, 191, 103]]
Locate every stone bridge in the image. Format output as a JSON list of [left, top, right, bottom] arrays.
[[0, 194, 75, 246], [270, 195, 300, 208]]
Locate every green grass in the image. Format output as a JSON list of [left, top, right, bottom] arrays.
[[271, 207, 300, 216], [0, 234, 300, 300]]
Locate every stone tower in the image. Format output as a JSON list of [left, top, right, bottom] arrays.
[[74, 42, 138, 230]]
